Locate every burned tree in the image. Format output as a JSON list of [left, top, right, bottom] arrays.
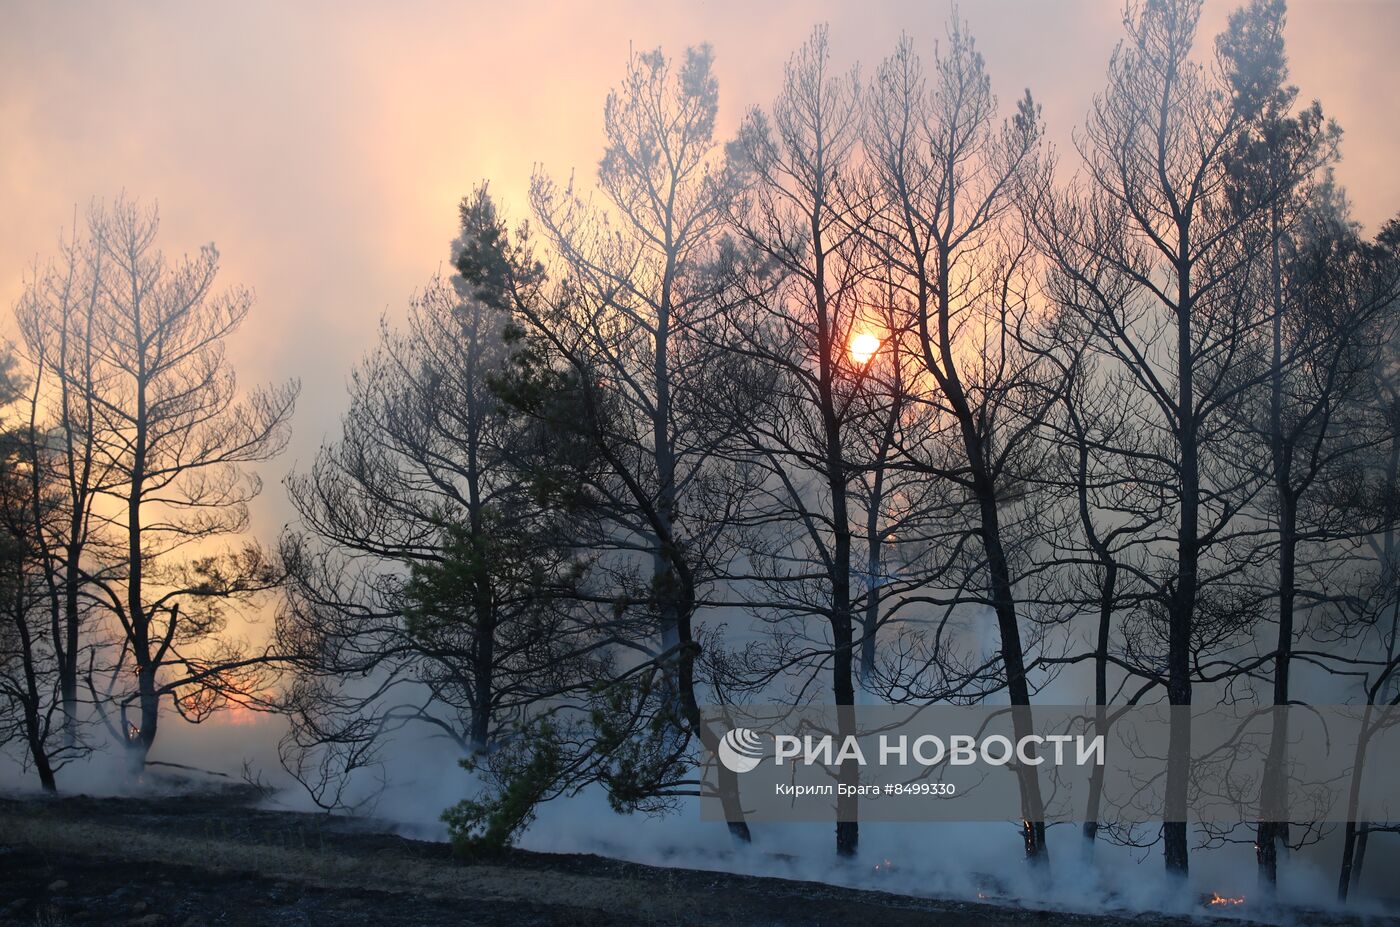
[[1036, 0, 1293, 875], [78, 198, 298, 768], [279, 259, 607, 812], [864, 21, 1055, 863], [723, 26, 874, 857], [0, 351, 77, 790], [515, 46, 757, 839], [1211, 0, 1392, 889], [11, 211, 114, 747], [1313, 217, 1400, 902]]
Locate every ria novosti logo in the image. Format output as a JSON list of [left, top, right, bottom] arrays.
[[717, 728, 766, 773], [715, 727, 1105, 773]]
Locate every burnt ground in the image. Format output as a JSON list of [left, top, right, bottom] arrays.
[[0, 788, 1392, 927]]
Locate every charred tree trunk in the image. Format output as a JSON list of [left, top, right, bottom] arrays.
[[824, 353, 859, 860], [13, 605, 57, 791], [672, 555, 751, 844], [1082, 557, 1117, 854], [1164, 250, 1198, 879], [1337, 702, 1375, 902], [980, 489, 1048, 863], [61, 542, 82, 742], [127, 363, 156, 773], [470, 584, 495, 752], [931, 246, 1048, 865], [860, 531, 880, 689], [1258, 204, 1294, 890]]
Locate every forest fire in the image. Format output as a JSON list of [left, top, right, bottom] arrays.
[[2, 0, 1399, 923]]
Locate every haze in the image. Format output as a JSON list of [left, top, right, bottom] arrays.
[[3, 0, 1398, 537]]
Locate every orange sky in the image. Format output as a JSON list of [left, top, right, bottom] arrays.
[[3, 0, 1398, 540]]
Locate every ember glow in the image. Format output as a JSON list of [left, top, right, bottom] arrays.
[[1207, 892, 1246, 907]]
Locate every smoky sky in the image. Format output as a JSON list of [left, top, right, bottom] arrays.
[[3, 0, 1398, 546]]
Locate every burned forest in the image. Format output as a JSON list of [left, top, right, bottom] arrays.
[[4, 1, 1400, 925]]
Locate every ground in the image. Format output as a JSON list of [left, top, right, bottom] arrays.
[[0, 789, 1391, 927]]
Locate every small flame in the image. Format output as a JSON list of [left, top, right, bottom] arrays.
[[872, 858, 896, 873], [1208, 892, 1245, 907]]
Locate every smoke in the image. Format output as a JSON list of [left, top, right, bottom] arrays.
[[508, 790, 1394, 922], [4, 703, 1397, 923]]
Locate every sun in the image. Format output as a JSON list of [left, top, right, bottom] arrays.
[[849, 331, 881, 365]]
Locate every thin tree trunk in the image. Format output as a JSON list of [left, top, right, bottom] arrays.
[[860, 542, 880, 689], [1082, 560, 1117, 856], [61, 546, 81, 743], [829, 446, 859, 858], [1257, 521, 1295, 886], [934, 257, 1048, 864], [809, 177, 858, 859], [1258, 201, 1293, 890], [675, 582, 751, 844], [981, 496, 1048, 863], [128, 288, 155, 773], [653, 264, 752, 844], [14, 603, 58, 791], [1351, 824, 1370, 891], [1337, 702, 1374, 902], [470, 583, 495, 752], [1165, 253, 1198, 878]]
